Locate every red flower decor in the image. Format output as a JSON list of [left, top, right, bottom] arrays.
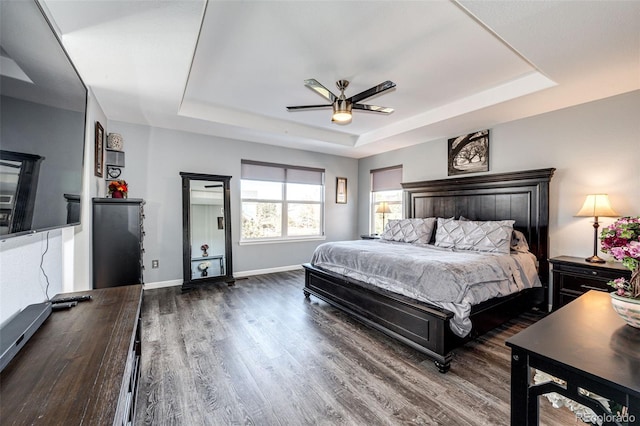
[[108, 180, 128, 196]]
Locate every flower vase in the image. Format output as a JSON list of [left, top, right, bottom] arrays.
[[202, 251, 208, 257], [201, 269, 208, 277], [112, 191, 124, 199], [610, 292, 640, 328]]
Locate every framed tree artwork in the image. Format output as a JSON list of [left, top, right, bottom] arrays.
[[447, 129, 489, 176], [95, 121, 104, 177]]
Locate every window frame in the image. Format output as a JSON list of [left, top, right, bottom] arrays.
[[370, 166, 403, 235], [240, 161, 325, 243]]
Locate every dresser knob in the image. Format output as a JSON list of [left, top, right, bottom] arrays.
[[592, 271, 597, 275]]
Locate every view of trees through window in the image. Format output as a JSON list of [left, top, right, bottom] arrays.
[[241, 177, 323, 240]]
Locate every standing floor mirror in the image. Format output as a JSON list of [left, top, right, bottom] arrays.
[[181, 172, 234, 290]]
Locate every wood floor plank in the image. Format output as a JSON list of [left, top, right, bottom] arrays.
[[137, 270, 580, 425]]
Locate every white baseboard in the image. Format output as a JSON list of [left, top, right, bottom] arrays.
[[234, 264, 302, 278], [142, 265, 303, 290], [143, 279, 182, 290]]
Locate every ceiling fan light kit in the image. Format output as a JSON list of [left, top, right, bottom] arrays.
[[332, 99, 352, 123], [287, 78, 395, 124]]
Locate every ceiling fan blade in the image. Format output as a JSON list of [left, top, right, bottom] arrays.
[[347, 80, 396, 104], [286, 104, 332, 111], [352, 104, 394, 114], [304, 79, 337, 103]]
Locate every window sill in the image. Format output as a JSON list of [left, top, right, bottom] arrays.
[[239, 236, 326, 246]]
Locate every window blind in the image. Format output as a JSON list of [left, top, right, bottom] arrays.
[[241, 160, 324, 185], [371, 166, 402, 191]]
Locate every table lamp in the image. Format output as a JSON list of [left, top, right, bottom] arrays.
[[575, 194, 618, 263], [376, 201, 392, 231]]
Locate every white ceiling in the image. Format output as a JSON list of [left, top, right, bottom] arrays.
[[42, 0, 640, 159]]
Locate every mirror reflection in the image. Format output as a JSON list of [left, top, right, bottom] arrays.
[[190, 180, 226, 279], [181, 172, 233, 290], [0, 158, 22, 234], [1, 0, 87, 238]]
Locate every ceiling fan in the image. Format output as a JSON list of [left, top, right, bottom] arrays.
[[286, 79, 396, 124]]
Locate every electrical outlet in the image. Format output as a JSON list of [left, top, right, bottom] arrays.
[[152, 260, 159, 269]]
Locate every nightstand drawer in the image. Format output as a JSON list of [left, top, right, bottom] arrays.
[[555, 273, 610, 293], [550, 256, 632, 310], [553, 264, 625, 281]]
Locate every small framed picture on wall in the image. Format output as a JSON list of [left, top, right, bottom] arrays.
[[95, 121, 104, 177], [336, 177, 347, 204]]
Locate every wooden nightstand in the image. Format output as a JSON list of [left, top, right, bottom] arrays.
[[550, 256, 632, 310]]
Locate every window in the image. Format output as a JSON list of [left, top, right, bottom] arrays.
[[370, 166, 403, 234], [241, 160, 325, 241]]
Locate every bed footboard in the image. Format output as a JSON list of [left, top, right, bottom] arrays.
[[303, 263, 457, 373]]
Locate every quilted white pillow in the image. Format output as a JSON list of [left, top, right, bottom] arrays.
[[380, 218, 436, 244], [434, 218, 515, 254]]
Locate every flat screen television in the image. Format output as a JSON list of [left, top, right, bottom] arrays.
[[0, 0, 87, 239]]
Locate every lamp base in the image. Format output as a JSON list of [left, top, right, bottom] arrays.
[[585, 255, 606, 263]]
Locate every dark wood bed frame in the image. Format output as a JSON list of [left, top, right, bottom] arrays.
[[303, 168, 555, 373]]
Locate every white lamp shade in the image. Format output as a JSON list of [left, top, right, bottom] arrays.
[[575, 194, 618, 217], [376, 202, 392, 214]]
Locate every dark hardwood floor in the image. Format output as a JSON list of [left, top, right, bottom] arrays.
[[136, 270, 577, 425]]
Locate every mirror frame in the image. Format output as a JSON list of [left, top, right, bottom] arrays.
[[180, 172, 234, 290]]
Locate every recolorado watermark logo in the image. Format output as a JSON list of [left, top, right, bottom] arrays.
[[580, 412, 635, 424]]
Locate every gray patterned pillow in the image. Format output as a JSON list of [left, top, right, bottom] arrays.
[[434, 218, 515, 254], [380, 218, 436, 244]]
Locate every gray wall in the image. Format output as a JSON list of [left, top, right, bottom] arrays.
[[358, 90, 640, 261], [107, 121, 359, 284]]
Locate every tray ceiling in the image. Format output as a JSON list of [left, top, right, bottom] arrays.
[[43, 0, 640, 158]]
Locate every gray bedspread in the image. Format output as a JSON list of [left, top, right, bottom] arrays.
[[310, 239, 541, 337]]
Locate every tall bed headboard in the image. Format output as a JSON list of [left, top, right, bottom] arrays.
[[402, 168, 555, 287]]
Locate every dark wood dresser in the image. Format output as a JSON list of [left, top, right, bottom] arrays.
[[93, 198, 145, 289], [0, 285, 143, 425], [550, 256, 632, 310]]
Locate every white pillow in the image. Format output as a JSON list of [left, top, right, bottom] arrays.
[[380, 218, 436, 244], [434, 218, 515, 254]]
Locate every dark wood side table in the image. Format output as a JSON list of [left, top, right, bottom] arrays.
[[550, 256, 632, 310], [0, 285, 143, 425], [506, 290, 640, 426]]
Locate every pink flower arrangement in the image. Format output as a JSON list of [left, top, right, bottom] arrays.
[[600, 216, 640, 298]]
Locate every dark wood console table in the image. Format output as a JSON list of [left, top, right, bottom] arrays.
[[0, 285, 143, 425], [506, 290, 640, 425]]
